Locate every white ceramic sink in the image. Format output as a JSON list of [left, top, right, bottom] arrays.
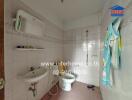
[[22, 67, 48, 83]]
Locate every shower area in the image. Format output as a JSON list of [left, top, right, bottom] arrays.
[[63, 26, 100, 86]]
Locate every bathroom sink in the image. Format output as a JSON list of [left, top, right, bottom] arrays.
[[22, 67, 48, 83]]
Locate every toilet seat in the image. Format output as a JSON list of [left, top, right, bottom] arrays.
[[59, 72, 76, 91], [60, 73, 75, 83]]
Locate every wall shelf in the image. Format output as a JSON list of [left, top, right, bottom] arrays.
[[15, 48, 44, 51]]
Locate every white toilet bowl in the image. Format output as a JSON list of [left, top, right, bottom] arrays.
[[59, 73, 76, 91]]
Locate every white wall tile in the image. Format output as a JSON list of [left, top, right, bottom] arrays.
[[5, 0, 63, 100], [63, 26, 100, 86]]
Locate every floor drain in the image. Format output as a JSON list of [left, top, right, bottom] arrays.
[[87, 85, 95, 91]]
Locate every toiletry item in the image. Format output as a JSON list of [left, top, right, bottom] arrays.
[[16, 45, 21, 48], [21, 46, 24, 48]]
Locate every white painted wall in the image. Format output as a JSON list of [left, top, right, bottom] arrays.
[[100, 0, 132, 100], [4, 0, 63, 100], [64, 13, 101, 30]]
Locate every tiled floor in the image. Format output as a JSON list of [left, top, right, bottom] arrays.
[[41, 82, 102, 100]]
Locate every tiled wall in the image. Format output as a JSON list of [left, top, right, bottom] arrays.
[[5, 0, 102, 100], [63, 26, 100, 86], [4, 0, 63, 100]]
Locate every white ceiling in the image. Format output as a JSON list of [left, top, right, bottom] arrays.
[[20, 0, 104, 28]]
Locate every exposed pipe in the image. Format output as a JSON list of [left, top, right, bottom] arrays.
[[86, 30, 89, 66], [29, 82, 38, 97]]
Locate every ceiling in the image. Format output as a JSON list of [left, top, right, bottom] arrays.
[[20, 0, 104, 28]]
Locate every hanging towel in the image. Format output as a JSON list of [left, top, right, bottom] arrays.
[[102, 30, 112, 86], [111, 18, 122, 69], [102, 45, 111, 86], [102, 17, 122, 86]]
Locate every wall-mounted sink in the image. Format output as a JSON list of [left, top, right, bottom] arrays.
[[21, 67, 48, 83]]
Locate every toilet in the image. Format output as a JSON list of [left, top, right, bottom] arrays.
[[59, 73, 76, 91]]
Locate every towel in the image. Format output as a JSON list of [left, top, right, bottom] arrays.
[[102, 17, 122, 86], [111, 18, 122, 69], [102, 31, 112, 86]]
